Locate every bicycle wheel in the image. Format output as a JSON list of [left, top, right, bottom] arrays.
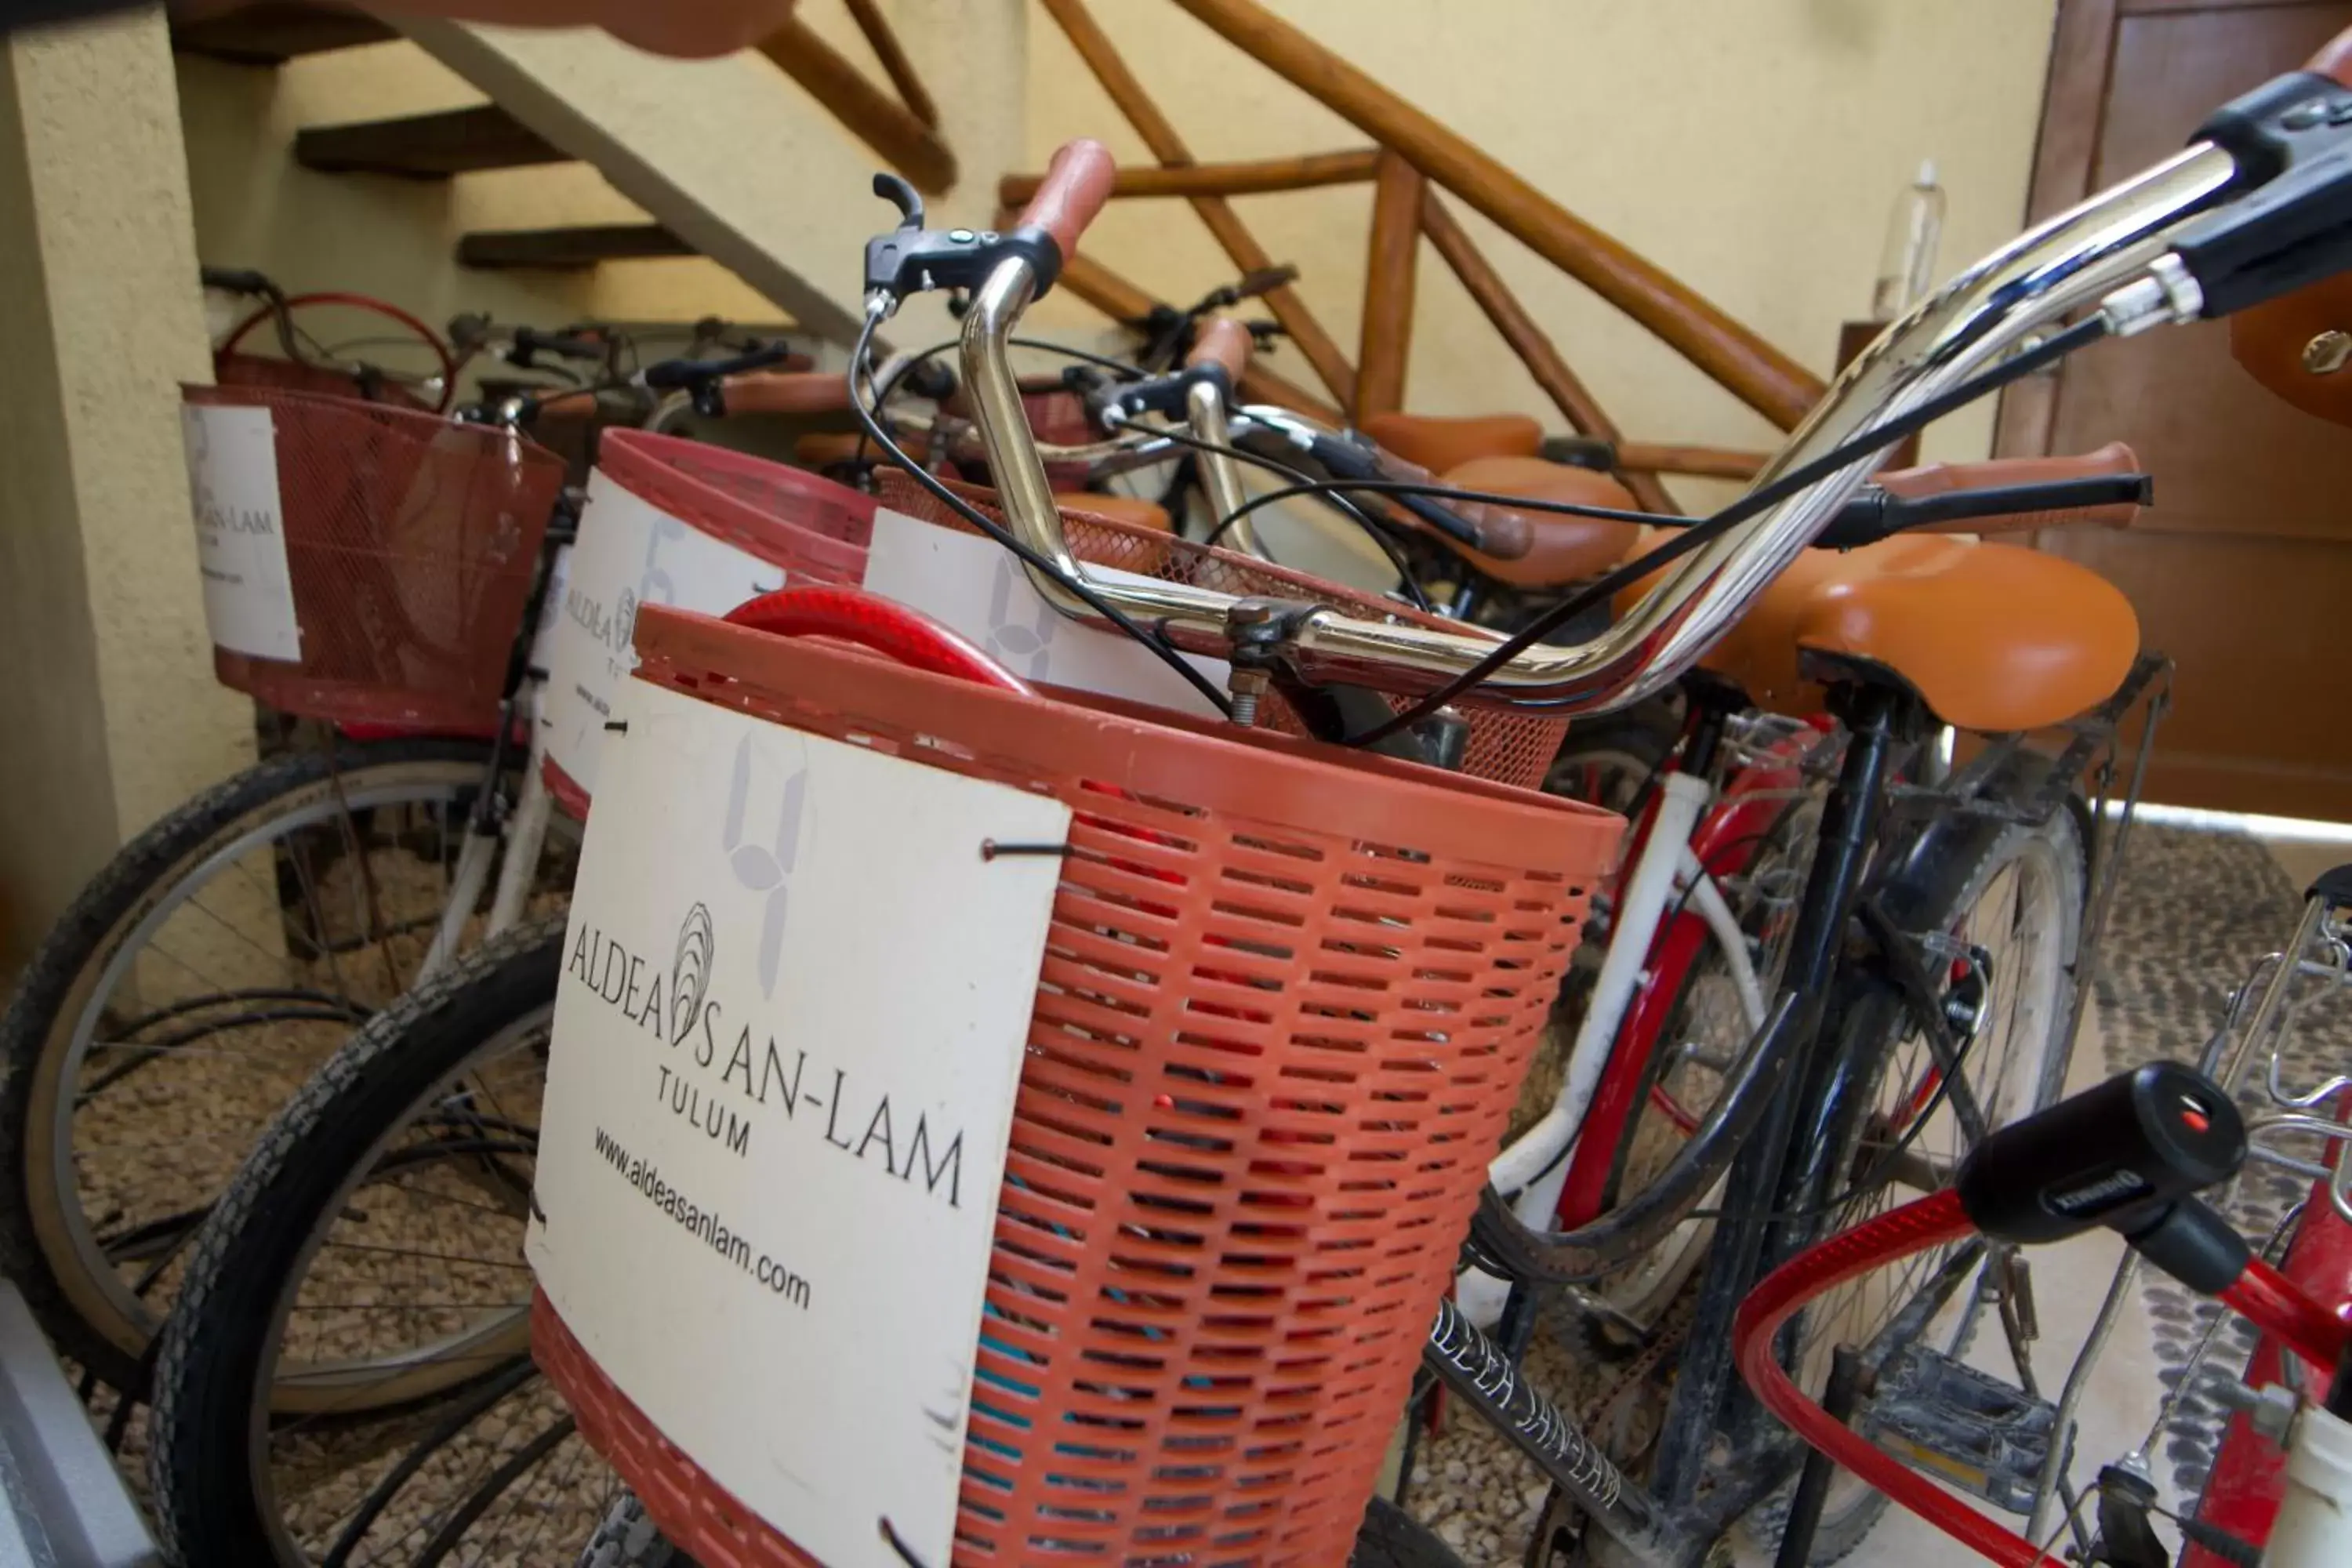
[[575, 1494, 681, 1568], [0, 735, 573, 1390], [1590, 791, 1820, 1334], [574, 1488, 1465, 1567], [149, 918, 599, 1565], [1752, 803, 2086, 1563], [1543, 701, 1678, 817]]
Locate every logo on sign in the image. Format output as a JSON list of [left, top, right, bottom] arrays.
[[983, 555, 1058, 678], [673, 902, 713, 1040], [724, 735, 806, 999]]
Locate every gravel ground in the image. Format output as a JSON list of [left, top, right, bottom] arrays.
[[70, 800, 570, 1341]]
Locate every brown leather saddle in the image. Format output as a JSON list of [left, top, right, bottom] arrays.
[[1367, 412, 2146, 733]]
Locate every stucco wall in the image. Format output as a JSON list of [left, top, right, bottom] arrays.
[[0, 11, 251, 964], [1024, 0, 2062, 482]]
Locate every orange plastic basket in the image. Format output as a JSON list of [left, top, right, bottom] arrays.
[[537, 601, 1621, 1566], [183, 385, 564, 732], [876, 472, 1571, 793], [541, 430, 877, 818]]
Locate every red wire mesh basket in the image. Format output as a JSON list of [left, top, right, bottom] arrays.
[[213, 350, 431, 409], [541, 430, 877, 817], [183, 385, 564, 732], [535, 602, 1622, 1566], [877, 471, 1571, 793]]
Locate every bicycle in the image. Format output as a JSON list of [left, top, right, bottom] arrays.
[[140, 30, 2352, 1559], [1751, 864, 2352, 1568], [0, 328, 834, 1396]]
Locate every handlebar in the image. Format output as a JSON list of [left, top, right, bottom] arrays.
[[1871, 443, 2146, 535], [1184, 316, 1254, 382], [639, 340, 798, 391], [697, 372, 856, 417], [1016, 137, 1117, 265], [891, 40, 2352, 717], [952, 141, 2229, 713]]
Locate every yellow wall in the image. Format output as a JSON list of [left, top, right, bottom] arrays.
[[1025, 0, 2061, 487], [0, 12, 252, 962], [177, 38, 782, 345]]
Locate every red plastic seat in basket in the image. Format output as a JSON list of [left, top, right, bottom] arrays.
[[539, 430, 877, 818], [182, 384, 565, 734], [532, 598, 1623, 1567]]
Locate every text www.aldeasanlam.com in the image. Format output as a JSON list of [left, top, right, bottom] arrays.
[[593, 1126, 811, 1309]]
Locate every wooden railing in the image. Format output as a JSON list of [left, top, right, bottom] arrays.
[[762, 0, 956, 195], [1006, 0, 1801, 507]]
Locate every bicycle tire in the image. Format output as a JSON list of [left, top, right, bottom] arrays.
[[572, 1489, 1461, 1567], [575, 1492, 681, 1568], [1749, 802, 2086, 1564], [0, 735, 503, 1390], [1542, 702, 1678, 818], [1586, 789, 1818, 1338], [150, 916, 570, 1565]]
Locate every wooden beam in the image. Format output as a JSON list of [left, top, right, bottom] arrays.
[[1614, 441, 1769, 482], [844, 0, 941, 130], [1355, 151, 1422, 421], [1058, 250, 1158, 320], [1057, 252, 1346, 426], [1420, 192, 1675, 513], [999, 149, 1380, 206], [1420, 193, 1610, 437], [295, 104, 564, 179], [1040, 0, 1356, 412], [170, 2, 397, 64], [1171, 0, 1824, 431], [759, 14, 957, 195], [457, 223, 695, 270]]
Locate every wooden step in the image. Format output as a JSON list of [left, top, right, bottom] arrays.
[[457, 225, 696, 271], [296, 105, 566, 179], [171, 2, 397, 64]]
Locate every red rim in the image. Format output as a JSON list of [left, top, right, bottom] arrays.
[[219, 292, 459, 412]]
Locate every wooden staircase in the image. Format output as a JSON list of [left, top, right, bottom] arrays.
[[169, 0, 962, 291]]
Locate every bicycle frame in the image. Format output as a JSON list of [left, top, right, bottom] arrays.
[[2189, 1185, 2352, 1566], [1453, 702, 1812, 1331], [2183, 887, 2352, 1566]]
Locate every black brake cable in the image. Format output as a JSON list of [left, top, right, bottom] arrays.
[[1207, 475, 1676, 546], [1340, 316, 2109, 749], [866, 338, 1439, 612], [848, 311, 1236, 718], [858, 334, 1152, 491], [1133, 423, 1439, 615]]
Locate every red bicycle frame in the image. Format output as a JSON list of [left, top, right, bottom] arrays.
[[2184, 1140, 2352, 1563], [1555, 715, 1828, 1226]]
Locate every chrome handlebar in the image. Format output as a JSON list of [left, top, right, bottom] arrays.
[[950, 142, 2240, 717]]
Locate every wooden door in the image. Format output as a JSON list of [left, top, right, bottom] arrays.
[[2000, 0, 2352, 820]]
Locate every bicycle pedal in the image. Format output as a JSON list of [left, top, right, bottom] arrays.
[[1854, 1342, 2063, 1514]]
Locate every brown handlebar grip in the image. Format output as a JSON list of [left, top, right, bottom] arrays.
[[1913, 502, 2139, 536], [1018, 138, 1116, 260], [1185, 316, 1253, 381], [1874, 441, 2140, 499], [2309, 27, 2352, 87], [1878, 441, 2144, 535], [716, 372, 853, 417]]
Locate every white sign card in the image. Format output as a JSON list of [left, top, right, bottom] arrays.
[[181, 404, 302, 661], [861, 506, 1232, 719], [524, 541, 573, 684], [543, 469, 787, 799], [528, 674, 1069, 1568]]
